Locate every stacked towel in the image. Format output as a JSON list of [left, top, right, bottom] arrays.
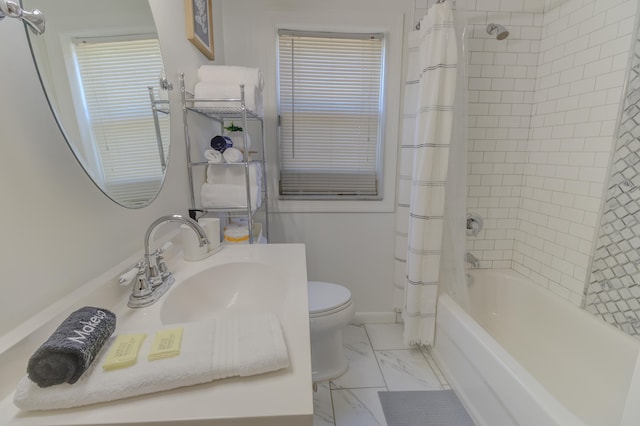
[[26, 307, 116, 388], [14, 314, 289, 411], [194, 65, 264, 117], [197, 66, 264, 91], [194, 83, 263, 117], [206, 162, 262, 187], [201, 163, 262, 210]]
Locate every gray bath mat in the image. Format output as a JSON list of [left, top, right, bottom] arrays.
[[378, 390, 474, 426]]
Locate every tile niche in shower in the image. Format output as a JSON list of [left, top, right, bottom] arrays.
[[585, 31, 640, 339]]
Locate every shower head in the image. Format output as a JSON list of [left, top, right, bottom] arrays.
[[486, 23, 509, 40]]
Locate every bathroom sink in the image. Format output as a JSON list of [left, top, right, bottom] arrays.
[[0, 244, 312, 426], [160, 261, 286, 324]]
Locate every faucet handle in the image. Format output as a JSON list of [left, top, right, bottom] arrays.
[[119, 261, 153, 298], [132, 263, 153, 298], [155, 241, 173, 259], [147, 248, 166, 288], [466, 214, 483, 237], [119, 262, 143, 286], [155, 242, 173, 279], [148, 262, 163, 288]]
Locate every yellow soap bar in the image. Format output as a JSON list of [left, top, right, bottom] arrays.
[[102, 333, 146, 371], [148, 327, 183, 361]]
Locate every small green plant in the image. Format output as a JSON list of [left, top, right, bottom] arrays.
[[224, 122, 243, 132]]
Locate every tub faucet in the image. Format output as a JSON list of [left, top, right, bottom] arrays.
[[465, 252, 480, 268], [122, 214, 209, 308]]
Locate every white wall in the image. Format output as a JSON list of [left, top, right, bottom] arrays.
[[0, 0, 224, 337], [219, 0, 413, 316]]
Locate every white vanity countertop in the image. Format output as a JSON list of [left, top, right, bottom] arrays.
[[0, 244, 313, 426]]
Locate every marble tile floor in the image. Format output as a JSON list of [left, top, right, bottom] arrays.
[[313, 323, 450, 426]]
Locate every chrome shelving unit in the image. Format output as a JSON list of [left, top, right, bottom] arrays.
[[179, 73, 268, 243]]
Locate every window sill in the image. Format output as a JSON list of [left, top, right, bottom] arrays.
[[271, 196, 395, 213]]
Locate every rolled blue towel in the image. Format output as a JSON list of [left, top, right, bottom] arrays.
[[27, 307, 116, 388]]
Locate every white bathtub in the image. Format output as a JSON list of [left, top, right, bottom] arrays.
[[432, 269, 640, 426]]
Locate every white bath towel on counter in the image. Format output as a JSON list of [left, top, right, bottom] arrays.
[[197, 65, 264, 91], [13, 315, 289, 411], [194, 82, 263, 117]]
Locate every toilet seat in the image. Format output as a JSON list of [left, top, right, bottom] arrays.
[[308, 281, 352, 318]]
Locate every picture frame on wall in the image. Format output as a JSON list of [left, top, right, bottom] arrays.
[[185, 0, 214, 60]]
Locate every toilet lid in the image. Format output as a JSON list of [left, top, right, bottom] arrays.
[[308, 281, 352, 314]]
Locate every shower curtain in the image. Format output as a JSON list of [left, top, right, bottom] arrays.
[[392, 1, 459, 346]]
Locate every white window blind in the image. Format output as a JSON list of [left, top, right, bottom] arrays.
[[277, 30, 384, 199], [74, 36, 169, 207]]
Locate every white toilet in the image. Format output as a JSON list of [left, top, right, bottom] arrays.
[[308, 281, 355, 382]]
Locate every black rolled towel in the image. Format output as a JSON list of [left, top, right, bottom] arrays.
[[27, 306, 116, 388]]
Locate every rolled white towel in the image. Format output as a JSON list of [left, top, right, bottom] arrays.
[[13, 315, 289, 411], [197, 65, 264, 91], [204, 149, 224, 164], [222, 147, 243, 163]]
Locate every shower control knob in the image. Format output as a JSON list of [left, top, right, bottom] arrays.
[[466, 214, 483, 237]]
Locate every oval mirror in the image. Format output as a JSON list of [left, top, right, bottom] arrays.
[[22, 0, 170, 208]]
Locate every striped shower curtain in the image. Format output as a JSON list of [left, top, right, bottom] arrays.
[[393, 1, 458, 346]]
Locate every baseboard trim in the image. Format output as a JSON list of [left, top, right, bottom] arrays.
[[352, 312, 397, 325]]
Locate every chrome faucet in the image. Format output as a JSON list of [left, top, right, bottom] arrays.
[[465, 252, 480, 268], [121, 214, 209, 308], [144, 214, 208, 266]]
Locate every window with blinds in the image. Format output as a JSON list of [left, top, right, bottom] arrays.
[[277, 30, 385, 199], [73, 36, 169, 207]]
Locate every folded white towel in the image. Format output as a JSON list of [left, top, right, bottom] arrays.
[[194, 83, 264, 117], [197, 65, 264, 91], [204, 149, 224, 164], [13, 315, 289, 411], [223, 147, 243, 163], [202, 163, 262, 210], [206, 162, 262, 186], [201, 183, 262, 211]]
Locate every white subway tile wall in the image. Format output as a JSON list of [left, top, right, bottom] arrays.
[[516, 0, 635, 304], [413, 0, 637, 306]]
